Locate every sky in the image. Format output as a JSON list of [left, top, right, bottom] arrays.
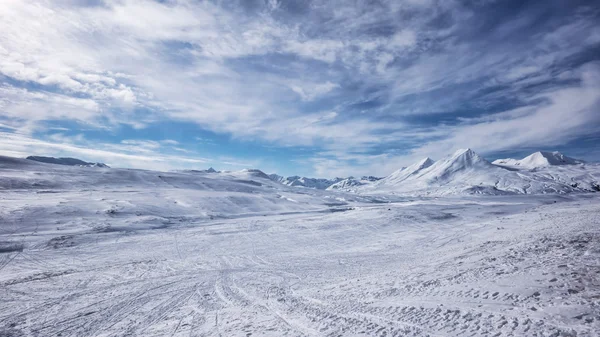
[[0, 0, 599, 178]]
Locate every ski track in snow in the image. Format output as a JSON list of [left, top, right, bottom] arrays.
[[0, 161, 599, 336]]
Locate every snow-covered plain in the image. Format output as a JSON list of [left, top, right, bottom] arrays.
[[1, 156, 599, 336]]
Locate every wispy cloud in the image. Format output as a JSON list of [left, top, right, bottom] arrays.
[[0, 0, 598, 177]]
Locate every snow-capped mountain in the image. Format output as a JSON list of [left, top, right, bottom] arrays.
[[377, 157, 435, 186], [238, 169, 271, 180], [360, 176, 383, 182], [327, 178, 364, 190], [26, 156, 110, 168], [268, 173, 284, 182], [187, 167, 219, 173], [366, 149, 600, 195], [493, 151, 584, 169], [269, 175, 344, 189], [21, 150, 599, 196], [417, 149, 503, 183]]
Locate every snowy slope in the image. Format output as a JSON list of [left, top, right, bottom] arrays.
[[378, 157, 435, 186], [0, 156, 381, 226]]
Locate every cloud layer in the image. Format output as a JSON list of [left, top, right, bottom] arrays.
[[1, 0, 599, 176]]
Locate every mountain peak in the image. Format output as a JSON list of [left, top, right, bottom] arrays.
[[240, 168, 270, 179], [520, 151, 582, 168], [417, 157, 435, 167], [421, 148, 496, 182], [448, 148, 487, 163], [381, 157, 435, 185], [452, 148, 480, 158]]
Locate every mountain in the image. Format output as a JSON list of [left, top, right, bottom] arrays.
[[327, 177, 364, 191], [378, 157, 434, 186], [418, 149, 501, 183], [26, 156, 109, 168], [239, 169, 271, 180], [493, 151, 584, 169], [187, 167, 219, 173], [268, 173, 285, 183], [368, 149, 600, 195], [361, 176, 383, 182], [269, 175, 344, 189]]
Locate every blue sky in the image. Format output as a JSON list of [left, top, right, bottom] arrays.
[[0, 0, 599, 177]]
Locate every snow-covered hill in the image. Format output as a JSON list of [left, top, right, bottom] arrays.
[[26, 155, 110, 168], [0, 155, 373, 222], [493, 151, 584, 169]]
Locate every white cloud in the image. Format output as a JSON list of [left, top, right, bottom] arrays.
[[290, 81, 339, 101], [0, 131, 262, 172], [306, 61, 600, 177], [390, 30, 417, 48], [284, 39, 344, 63], [0, 0, 598, 177]]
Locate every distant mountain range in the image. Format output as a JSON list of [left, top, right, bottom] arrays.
[[268, 174, 345, 189], [26, 156, 110, 168], [22, 150, 599, 195], [268, 149, 598, 195]]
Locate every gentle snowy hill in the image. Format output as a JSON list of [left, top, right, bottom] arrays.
[[0, 155, 388, 224], [493, 151, 584, 169], [27, 155, 110, 168]]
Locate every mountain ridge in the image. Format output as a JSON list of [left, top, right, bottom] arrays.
[[26, 156, 110, 168]]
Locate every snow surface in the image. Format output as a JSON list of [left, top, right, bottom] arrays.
[[1, 155, 599, 336]]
